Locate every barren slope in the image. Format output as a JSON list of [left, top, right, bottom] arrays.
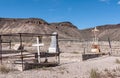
[[80, 24, 120, 41], [0, 18, 82, 39]]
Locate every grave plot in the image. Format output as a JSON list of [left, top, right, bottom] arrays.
[[81, 27, 107, 60], [0, 32, 60, 71]]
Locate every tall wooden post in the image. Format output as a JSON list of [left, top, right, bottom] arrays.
[[108, 37, 112, 55], [56, 34, 60, 64], [19, 33, 23, 71], [9, 41, 11, 49], [0, 35, 2, 64]]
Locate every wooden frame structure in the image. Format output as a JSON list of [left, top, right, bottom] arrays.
[[0, 33, 60, 71]]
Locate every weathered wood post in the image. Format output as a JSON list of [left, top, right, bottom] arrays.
[[19, 33, 23, 71], [56, 34, 60, 64], [108, 37, 112, 55], [0, 35, 2, 64]]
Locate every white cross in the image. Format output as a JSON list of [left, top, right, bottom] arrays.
[[32, 37, 44, 63]]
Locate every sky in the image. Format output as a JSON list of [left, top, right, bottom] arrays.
[[0, 0, 120, 29]]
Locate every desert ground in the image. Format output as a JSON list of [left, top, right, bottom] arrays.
[[0, 41, 120, 78], [0, 54, 120, 78]]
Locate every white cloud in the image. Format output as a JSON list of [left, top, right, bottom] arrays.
[[100, 0, 120, 5], [100, 0, 110, 3], [99, 0, 111, 4], [118, 1, 120, 5]]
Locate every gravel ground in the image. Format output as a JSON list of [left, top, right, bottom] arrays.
[[0, 54, 120, 78]]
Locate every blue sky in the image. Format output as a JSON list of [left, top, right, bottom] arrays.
[[0, 0, 120, 29]]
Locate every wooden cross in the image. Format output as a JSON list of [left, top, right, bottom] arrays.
[[32, 36, 44, 63]]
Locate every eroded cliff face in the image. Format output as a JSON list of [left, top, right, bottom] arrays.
[[0, 18, 82, 39]]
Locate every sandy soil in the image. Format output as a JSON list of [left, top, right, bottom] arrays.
[[0, 53, 120, 78]]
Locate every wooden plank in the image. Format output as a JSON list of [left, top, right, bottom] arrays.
[[0, 33, 57, 37], [82, 53, 104, 60], [40, 52, 59, 57]]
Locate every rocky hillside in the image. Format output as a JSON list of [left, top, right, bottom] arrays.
[[80, 24, 120, 41], [1, 18, 120, 41], [0, 18, 82, 39]]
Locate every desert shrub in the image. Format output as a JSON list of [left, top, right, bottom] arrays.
[[104, 68, 108, 72], [58, 67, 66, 71], [105, 70, 115, 78], [72, 52, 80, 54], [0, 65, 11, 74], [115, 67, 120, 72], [41, 66, 55, 71], [90, 69, 100, 78], [90, 68, 119, 78], [102, 68, 116, 78], [116, 59, 120, 64]]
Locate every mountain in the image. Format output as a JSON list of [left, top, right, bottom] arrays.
[[80, 24, 120, 41], [0, 18, 82, 39], [1, 18, 120, 41]]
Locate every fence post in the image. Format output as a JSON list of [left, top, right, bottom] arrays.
[[19, 33, 24, 71], [0, 35, 2, 64]]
